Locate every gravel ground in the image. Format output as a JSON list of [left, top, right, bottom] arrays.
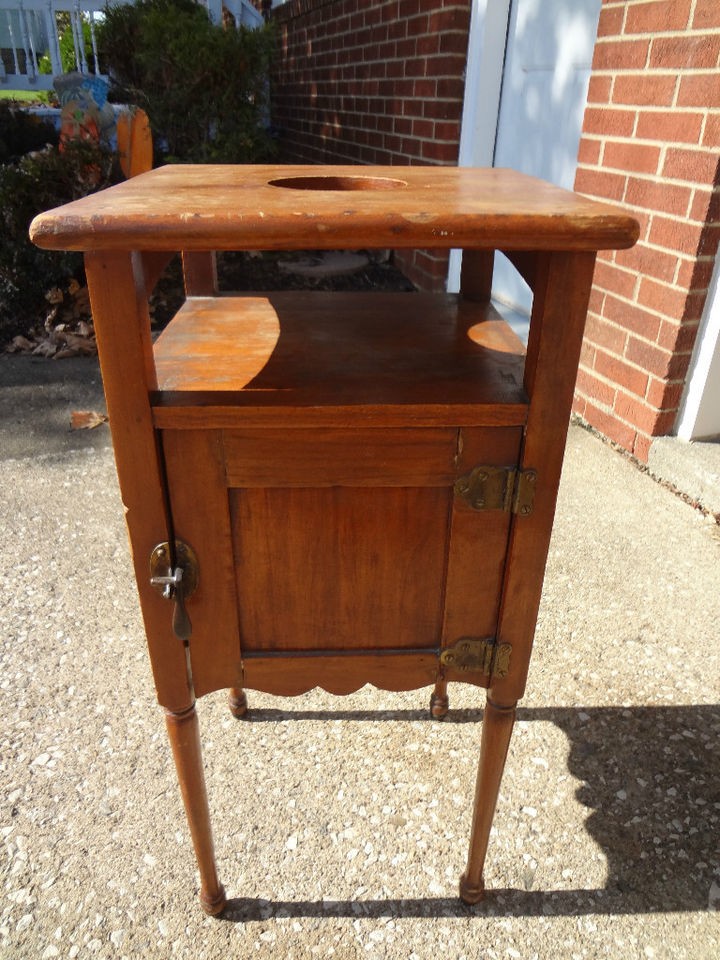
[[1, 355, 719, 959]]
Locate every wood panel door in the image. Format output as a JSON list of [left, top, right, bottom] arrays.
[[162, 424, 523, 698]]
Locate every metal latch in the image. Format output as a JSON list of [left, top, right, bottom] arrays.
[[454, 466, 537, 516], [149, 540, 199, 642], [440, 637, 512, 678]]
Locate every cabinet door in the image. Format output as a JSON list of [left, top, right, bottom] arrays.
[[162, 425, 522, 697]]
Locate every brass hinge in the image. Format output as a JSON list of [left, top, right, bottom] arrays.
[[439, 636, 512, 679], [454, 466, 537, 516]]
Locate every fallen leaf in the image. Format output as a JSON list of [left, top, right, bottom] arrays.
[[71, 410, 108, 430]]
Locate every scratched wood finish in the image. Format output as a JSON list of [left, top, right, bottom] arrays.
[[30, 164, 639, 253]]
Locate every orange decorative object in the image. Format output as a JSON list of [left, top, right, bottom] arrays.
[[116, 107, 153, 179]]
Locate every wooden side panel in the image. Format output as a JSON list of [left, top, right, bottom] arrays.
[[223, 428, 458, 487], [441, 427, 523, 651], [231, 486, 451, 654], [492, 252, 598, 703], [182, 252, 218, 296], [84, 251, 191, 712], [162, 429, 244, 698]]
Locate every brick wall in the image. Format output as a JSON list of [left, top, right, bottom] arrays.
[[573, 0, 720, 461], [269, 0, 470, 289]]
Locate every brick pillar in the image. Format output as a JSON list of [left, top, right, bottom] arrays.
[[573, 0, 720, 462]]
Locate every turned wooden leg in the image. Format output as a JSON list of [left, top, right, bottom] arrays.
[[228, 687, 248, 718], [164, 703, 226, 915], [429, 674, 449, 719], [459, 696, 517, 904]]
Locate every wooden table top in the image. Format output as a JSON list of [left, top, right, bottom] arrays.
[[30, 165, 639, 253]]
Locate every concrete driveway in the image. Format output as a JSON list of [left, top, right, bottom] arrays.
[[1, 353, 718, 959]]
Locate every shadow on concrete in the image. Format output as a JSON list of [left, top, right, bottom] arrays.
[[222, 703, 719, 918]]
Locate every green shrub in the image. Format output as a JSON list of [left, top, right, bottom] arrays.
[[97, 0, 275, 163], [0, 140, 114, 341], [39, 19, 96, 76]]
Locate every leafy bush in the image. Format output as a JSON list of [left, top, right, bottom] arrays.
[[97, 0, 275, 163], [0, 140, 114, 342]]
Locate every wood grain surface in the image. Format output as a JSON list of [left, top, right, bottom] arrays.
[[30, 165, 640, 252]]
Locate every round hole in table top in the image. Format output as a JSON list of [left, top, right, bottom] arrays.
[[268, 175, 408, 191]]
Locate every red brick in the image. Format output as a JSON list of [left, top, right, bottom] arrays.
[[588, 75, 612, 105], [625, 336, 674, 378], [698, 224, 720, 259], [593, 38, 649, 70], [633, 433, 652, 462], [677, 256, 716, 291], [593, 258, 638, 298], [575, 167, 627, 202], [614, 391, 667, 435], [584, 402, 638, 451], [613, 74, 677, 107], [615, 242, 678, 285], [597, 4, 624, 38], [662, 147, 720, 184], [576, 367, 617, 408], [635, 110, 703, 145], [637, 277, 689, 318], [572, 394, 588, 419], [649, 35, 720, 69], [703, 114, 720, 148], [693, 0, 720, 28], [625, 0, 692, 33], [646, 377, 686, 410], [604, 140, 661, 175], [427, 7, 469, 33], [421, 139, 458, 162], [434, 120, 461, 142], [594, 347, 649, 397], [438, 31, 470, 55], [579, 338, 597, 371], [603, 292, 662, 342], [435, 77, 465, 99], [589, 286, 607, 317], [678, 73, 720, 109], [648, 216, 704, 257], [578, 137, 602, 165], [412, 117, 433, 139], [657, 318, 700, 352], [624, 177, 691, 217], [690, 188, 720, 223], [583, 106, 636, 137], [684, 290, 711, 322], [585, 311, 628, 354]]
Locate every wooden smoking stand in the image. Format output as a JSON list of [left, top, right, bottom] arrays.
[[31, 165, 638, 913]]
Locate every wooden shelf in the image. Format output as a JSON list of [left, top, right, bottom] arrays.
[[151, 291, 528, 429]]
